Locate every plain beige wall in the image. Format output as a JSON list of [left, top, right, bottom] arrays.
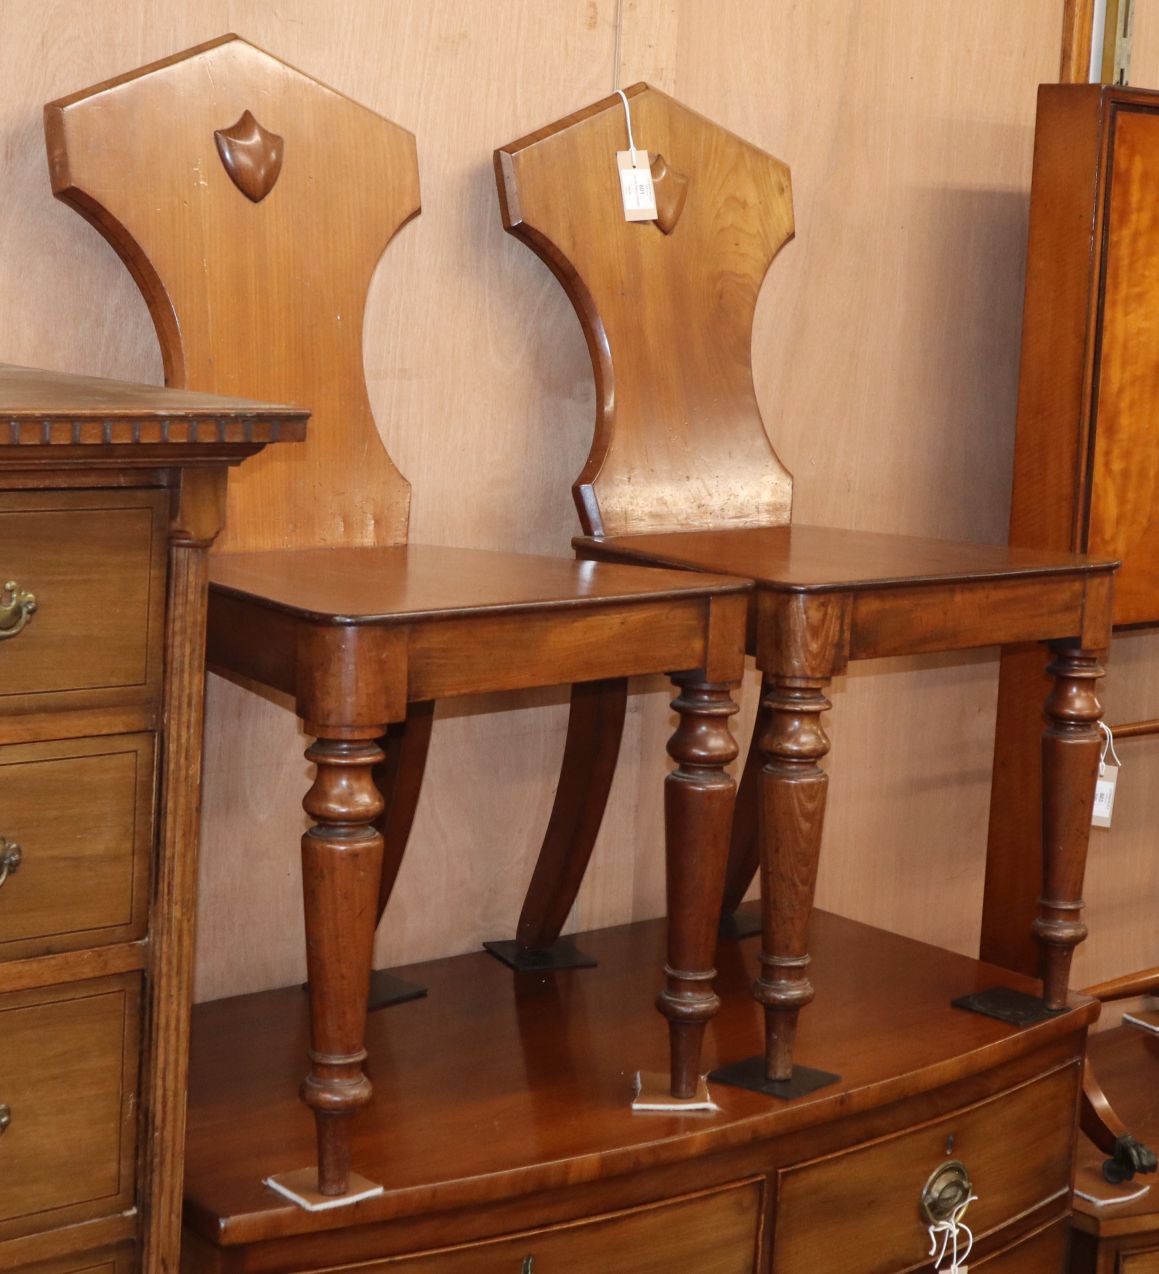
[[3, 0, 1152, 1002]]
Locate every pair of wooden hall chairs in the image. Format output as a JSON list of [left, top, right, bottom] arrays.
[[45, 36, 1115, 1204]]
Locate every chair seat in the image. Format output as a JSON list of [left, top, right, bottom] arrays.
[[575, 524, 1116, 593], [209, 542, 744, 622]]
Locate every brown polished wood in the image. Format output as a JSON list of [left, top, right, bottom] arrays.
[[984, 85, 1159, 978], [982, 84, 1159, 1184], [47, 36, 752, 1204], [497, 86, 1117, 1086], [1070, 1027, 1159, 1272], [0, 363, 302, 1274], [179, 907, 1093, 1271]]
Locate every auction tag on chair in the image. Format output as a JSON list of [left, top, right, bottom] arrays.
[[1092, 761, 1119, 829], [617, 150, 657, 221]]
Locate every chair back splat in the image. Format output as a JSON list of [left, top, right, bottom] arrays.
[[496, 84, 795, 538], [45, 34, 420, 552]]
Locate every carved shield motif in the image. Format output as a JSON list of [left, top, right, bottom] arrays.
[[214, 110, 284, 202], [650, 153, 689, 235]]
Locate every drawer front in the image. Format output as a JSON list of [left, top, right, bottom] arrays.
[[1122, 1250, 1159, 1272], [0, 490, 166, 706], [10, 1256, 130, 1274], [0, 734, 154, 959], [974, 1217, 1068, 1270], [305, 1180, 761, 1273], [773, 1063, 1079, 1274], [0, 976, 140, 1241]]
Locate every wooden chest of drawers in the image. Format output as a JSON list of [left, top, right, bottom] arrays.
[[179, 909, 1091, 1274], [0, 365, 304, 1274]]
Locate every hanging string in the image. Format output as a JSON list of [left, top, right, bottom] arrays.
[[612, 0, 625, 91], [927, 1195, 977, 1271], [1099, 721, 1122, 774], [616, 88, 638, 165]]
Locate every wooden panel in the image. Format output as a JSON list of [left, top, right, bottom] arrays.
[[0, 489, 166, 710], [1122, 1251, 1159, 1272], [1087, 101, 1159, 622], [0, 975, 140, 1242], [1068, 0, 1159, 997], [976, 1217, 1069, 1270], [8, 1250, 134, 1274], [304, 1182, 760, 1274], [3, 3, 1065, 997], [773, 1063, 1078, 1273], [0, 734, 154, 960]]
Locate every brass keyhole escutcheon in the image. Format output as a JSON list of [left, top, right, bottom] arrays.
[[0, 1105, 10, 1134], [0, 580, 36, 640], [920, 1159, 973, 1224], [0, 838, 21, 889]]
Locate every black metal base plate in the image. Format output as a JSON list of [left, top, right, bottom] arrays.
[[951, 985, 1065, 1027], [709, 1055, 841, 1100], [368, 970, 428, 1011], [482, 938, 598, 972], [302, 971, 427, 1012], [717, 910, 762, 941]]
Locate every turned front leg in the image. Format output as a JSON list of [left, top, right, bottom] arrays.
[[1037, 645, 1104, 1009], [300, 730, 386, 1196], [662, 675, 739, 1097], [755, 679, 831, 1082]]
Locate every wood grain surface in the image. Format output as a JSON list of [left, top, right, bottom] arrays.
[[11, 2, 1078, 1000], [182, 908, 1094, 1251]]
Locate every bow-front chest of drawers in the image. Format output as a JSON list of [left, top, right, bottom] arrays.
[[0, 364, 304, 1274]]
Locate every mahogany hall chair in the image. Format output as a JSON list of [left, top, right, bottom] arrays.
[[495, 85, 1118, 1099], [45, 40, 750, 1204]]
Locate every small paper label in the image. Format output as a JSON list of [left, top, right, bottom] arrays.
[[617, 150, 657, 221], [1092, 762, 1118, 828]]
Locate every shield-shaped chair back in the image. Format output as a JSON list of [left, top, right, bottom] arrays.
[[497, 86, 795, 538], [46, 34, 419, 551]]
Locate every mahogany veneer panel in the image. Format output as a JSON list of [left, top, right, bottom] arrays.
[[773, 1064, 1076, 1273], [0, 734, 154, 960], [981, 1219, 1069, 1270], [184, 908, 1094, 1254], [0, 490, 166, 709], [580, 524, 1112, 594], [0, 976, 140, 1242], [208, 545, 742, 622], [1007, 85, 1159, 625], [303, 1182, 761, 1274]]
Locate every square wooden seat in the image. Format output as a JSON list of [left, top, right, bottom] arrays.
[[496, 86, 1118, 1098], [45, 37, 750, 1205]]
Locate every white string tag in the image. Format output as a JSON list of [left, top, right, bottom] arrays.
[[928, 1195, 976, 1273], [615, 88, 657, 221], [1092, 722, 1121, 829]]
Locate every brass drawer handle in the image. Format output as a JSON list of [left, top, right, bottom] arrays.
[[0, 838, 20, 888], [921, 1159, 973, 1224], [520, 1260, 534, 1274], [0, 580, 36, 640], [0, 1105, 10, 1134]]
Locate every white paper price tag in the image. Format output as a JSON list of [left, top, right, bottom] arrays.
[[1092, 761, 1119, 829], [617, 150, 657, 221]]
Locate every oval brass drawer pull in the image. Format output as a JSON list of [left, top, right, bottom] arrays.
[[0, 838, 21, 888], [520, 1259, 534, 1274], [921, 1159, 973, 1224], [0, 1105, 10, 1134], [0, 580, 36, 640]]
